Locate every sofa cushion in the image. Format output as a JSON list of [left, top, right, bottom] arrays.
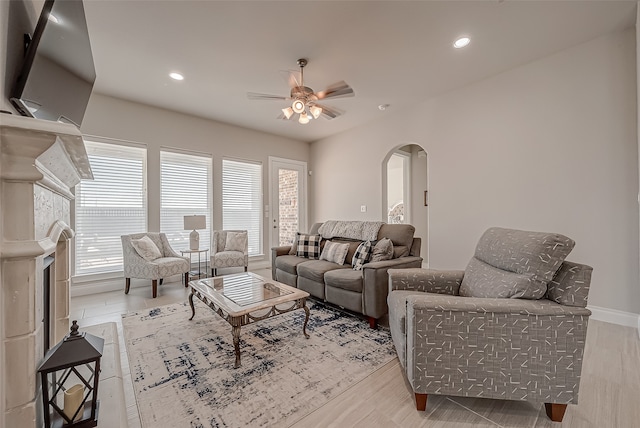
[[371, 238, 394, 262], [275, 255, 308, 275], [320, 241, 350, 265], [325, 269, 364, 293], [460, 227, 575, 299], [331, 239, 362, 265], [297, 260, 349, 283], [377, 224, 415, 249], [352, 240, 374, 270], [393, 246, 410, 259], [295, 233, 322, 259]]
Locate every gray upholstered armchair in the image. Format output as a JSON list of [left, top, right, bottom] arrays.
[[210, 230, 249, 276], [121, 232, 190, 298], [388, 227, 593, 422]]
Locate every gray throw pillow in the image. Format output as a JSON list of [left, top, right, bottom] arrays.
[[370, 238, 393, 262], [320, 241, 350, 265]]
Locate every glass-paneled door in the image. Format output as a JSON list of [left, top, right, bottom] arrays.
[[269, 157, 307, 249]]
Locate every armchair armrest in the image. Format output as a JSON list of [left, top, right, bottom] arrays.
[[402, 293, 591, 401], [388, 268, 464, 295], [405, 293, 592, 317], [159, 234, 187, 259]]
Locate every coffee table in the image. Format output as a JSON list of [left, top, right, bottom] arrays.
[[188, 272, 310, 368]]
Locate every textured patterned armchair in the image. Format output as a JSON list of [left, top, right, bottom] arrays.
[[121, 232, 189, 298], [388, 227, 593, 422], [210, 230, 249, 276]]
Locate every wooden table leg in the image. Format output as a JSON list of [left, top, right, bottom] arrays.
[[302, 300, 310, 339], [232, 323, 242, 368], [188, 290, 196, 320]]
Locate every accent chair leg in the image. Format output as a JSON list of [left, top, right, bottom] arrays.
[[368, 316, 378, 329], [159, 278, 164, 285], [415, 393, 428, 411], [152, 280, 158, 298], [244, 266, 248, 272], [125, 278, 131, 294], [184, 272, 189, 287], [545, 403, 568, 422]]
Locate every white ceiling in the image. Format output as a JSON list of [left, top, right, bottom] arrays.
[[83, 1, 637, 143]]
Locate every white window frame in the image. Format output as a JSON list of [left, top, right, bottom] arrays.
[[160, 148, 213, 252], [222, 157, 263, 257], [72, 137, 147, 280]]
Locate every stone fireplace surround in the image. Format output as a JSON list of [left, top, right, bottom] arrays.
[[0, 114, 92, 427]]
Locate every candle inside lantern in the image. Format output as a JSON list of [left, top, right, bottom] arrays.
[[63, 384, 84, 422]]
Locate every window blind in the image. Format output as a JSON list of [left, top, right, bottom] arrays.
[[160, 150, 212, 251], [222, 159, 262, 256], [75, 141, 147, 275]]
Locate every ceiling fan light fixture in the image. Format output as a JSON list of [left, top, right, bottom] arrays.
[[282, 107, 294, 119], [310, 105, 322, 119], [298, 112, 310, 124], [292, 99, 306, 114]]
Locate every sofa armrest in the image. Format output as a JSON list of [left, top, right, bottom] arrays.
[[271, 246, 292, 279], [272, 246, 292, 257], [388, 268, 464, 295], [401, 292, 591, 401], [361, 256, 423, 319]]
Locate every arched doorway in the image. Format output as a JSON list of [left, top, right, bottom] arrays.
[[383, 144, 428, 265]]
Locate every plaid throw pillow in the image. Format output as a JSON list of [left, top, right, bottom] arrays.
[[295, 233, 322, 259], [352, 240, 374, 270]]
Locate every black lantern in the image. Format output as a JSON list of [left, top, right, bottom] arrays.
[[37, 321, 104, 427]]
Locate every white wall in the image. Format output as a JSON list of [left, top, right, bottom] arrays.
[[81, 93, 309, 259], [310, 29, 640, 316]]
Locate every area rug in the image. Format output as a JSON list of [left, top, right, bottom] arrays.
[[122, 300, 396, 428]]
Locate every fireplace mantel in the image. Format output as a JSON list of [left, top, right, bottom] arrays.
[[0, 114, 93, 427]]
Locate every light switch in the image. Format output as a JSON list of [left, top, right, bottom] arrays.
[[360, 205, 367, 212]]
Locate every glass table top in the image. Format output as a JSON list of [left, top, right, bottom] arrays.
[[200, 273, 293, 307]]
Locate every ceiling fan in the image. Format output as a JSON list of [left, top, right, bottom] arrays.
[[247, 58, 355, 125]]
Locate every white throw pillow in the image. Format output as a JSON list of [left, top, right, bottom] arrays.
[[319, 241, 350, 265], [224, 231, 247, 252], [131, 236, 162, 261]]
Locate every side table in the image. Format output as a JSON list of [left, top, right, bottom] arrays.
[[180, 248, 209, 282]]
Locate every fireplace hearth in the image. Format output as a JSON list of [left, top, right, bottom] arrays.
[[1, 115, 92, 428]]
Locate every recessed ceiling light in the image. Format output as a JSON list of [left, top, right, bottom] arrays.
[[169, 72, 184, 81], [48, 14, 59, 24], [453, 37, 470, 49]]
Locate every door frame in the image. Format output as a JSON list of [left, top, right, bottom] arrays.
[[268, 156, 308, 250]]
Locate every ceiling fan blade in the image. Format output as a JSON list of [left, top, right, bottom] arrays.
[[280, 70, 301, 89], [315, 81, 355, 100], [314, 103, 343, 120], [247, 92, 288, 101]]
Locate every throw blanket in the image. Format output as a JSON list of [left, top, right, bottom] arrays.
[[318, 220, 384, 241]]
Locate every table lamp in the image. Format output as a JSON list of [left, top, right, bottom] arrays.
[[183, 215, 206, 250]]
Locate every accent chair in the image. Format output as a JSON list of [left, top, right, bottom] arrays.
[[388, 227, 593, 422], [121, 232, 190, 298], [210, 230, 249, 276]]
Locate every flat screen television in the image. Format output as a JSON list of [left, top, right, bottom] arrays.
[[10, 0, 95, 128]]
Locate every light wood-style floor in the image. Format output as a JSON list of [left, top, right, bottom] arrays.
[[71, 268, 640, 428]]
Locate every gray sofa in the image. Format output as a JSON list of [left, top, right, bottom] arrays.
[[272, 222, 423, 328], [387, 227, 593, 422]]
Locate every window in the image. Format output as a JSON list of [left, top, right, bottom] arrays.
[[160, 150, 212, 250], [75, 141, 147, 275], [222, 159, 262, 256]]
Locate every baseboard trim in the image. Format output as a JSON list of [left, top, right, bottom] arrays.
[[71, 261, 273, 297], [588, 305, 640, 331]]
